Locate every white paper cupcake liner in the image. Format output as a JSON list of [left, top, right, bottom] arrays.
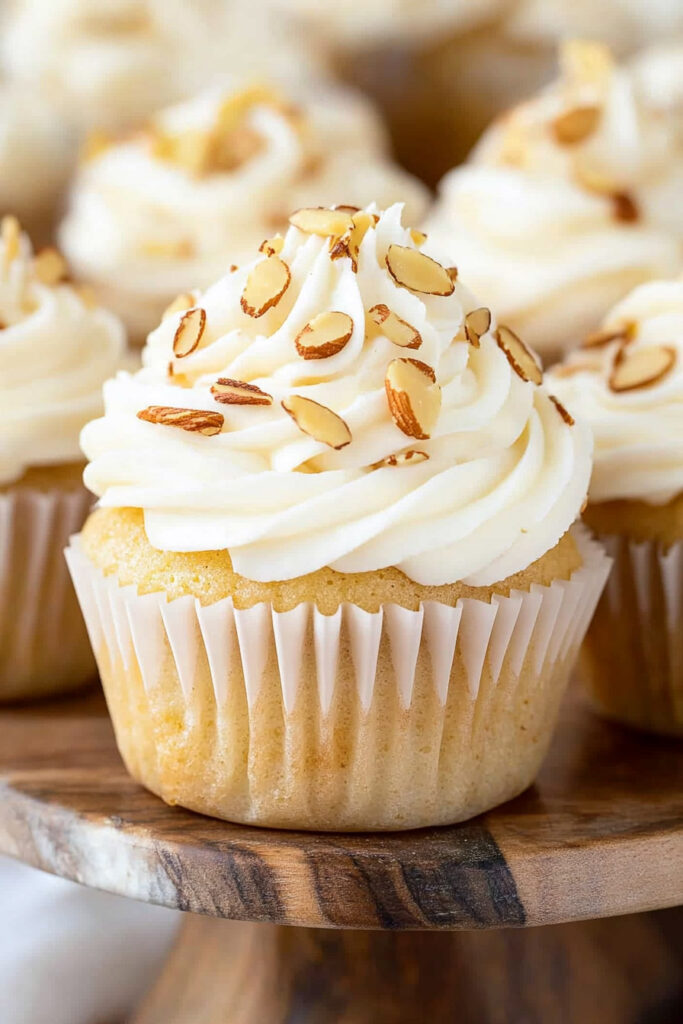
[[0, 484, 95, 699]]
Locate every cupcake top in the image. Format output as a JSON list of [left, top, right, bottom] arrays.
[[81, 202, 591, 587], [426, 41, 682, 359], [0, 0, 323, 134], [59, 84, 428, 331], [1, 217, 126, 486], [548, 278, 683, 506]]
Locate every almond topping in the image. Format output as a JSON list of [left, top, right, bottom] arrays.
[[552, 105, 601, 145], [581, 326, 631, 349], [211, 378, 273, 406], [385, 357, 441, 440], [464, 307, 491, 348], [163, 292, 195, 320], [172, 307, 206, 358], [496, 325, 542, 385], [549, 395, 574, 426], [447, 267, 458, 283], [612, 192, 639, 223], [2, 215, 20, 268], [282, 395, 352, 449], [259, 235, 284, 257], [240, 255, 290, 318], [608, 345, 675, 393], [137, 405, 223, 436], [368, 304, 422, 349], [289, 207, 355, 237], [33, 247, 68, 286], [410, 229, 428, 246], [385, 245, 455, 297], [295, 311, 354, 360], [371, 449, 429, 469]]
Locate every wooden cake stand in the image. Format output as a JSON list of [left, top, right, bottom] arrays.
[[0, 685, 681, 1023]]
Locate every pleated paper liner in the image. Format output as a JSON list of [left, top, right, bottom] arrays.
[[66, 526, 611, 831], [581, 533, 683, 737], [0, 484, 95, 700]]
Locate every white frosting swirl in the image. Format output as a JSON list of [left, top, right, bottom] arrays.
[[81, 203, 591, 586], [425, 42, 683, 360], [548, 278, 683, 505], [60, 85, 429, 341], [1, 226, 126, 486]]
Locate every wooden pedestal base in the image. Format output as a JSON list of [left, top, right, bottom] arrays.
[[134, 908, 683, 1024]]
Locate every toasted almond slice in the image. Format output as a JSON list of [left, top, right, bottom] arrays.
[[172, 307, 206, 358], [289, 207, 355, 237], [581, 326, 631, 349], [2, 215, 20, 268], [410, 229, 428, 246], [464, 307, 491, 348], [371, 449, 429, 469], [496, 325, 542, 385], [609, 345, 675, 392], [211, 378, 273, 405], [240, 255, 291, 318], [163, 291, 196, 320], [552, 104, 601, 145], [295, 311, 354, 360], [334, 204, 361, 214], [385, 358, 442, 440], [612, 192, 639, 222], [551, 360, 598, 379], [446, 266, 458, 283], [385, 245, 454, 297], [406, 357, 436, 382], [259, 235, 284, 257], [282, 395, 352, 449], [33, 247, 68, 286], [549, 394, 575, 426], [137, 405, 223, 436], [368, 304, 422, 349]]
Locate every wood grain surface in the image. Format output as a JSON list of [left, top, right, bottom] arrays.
[[0, 685, 680, 931]]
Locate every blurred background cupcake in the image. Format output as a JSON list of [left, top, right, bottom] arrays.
[[549, 277, 683, 736], [0, 216, 125, 700], [59, 83, 428, 342]]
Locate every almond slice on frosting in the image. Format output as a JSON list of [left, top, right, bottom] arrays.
[[372, 449, 429, 469], [295, 311, 354, 360], [211, 378, 273, 405], [137, 405, 223, 436], [609, 345, 675, 393], [464, 307, 491, 348], [163, 291, 196, 320], [282, 395, 352, 449], [549, 395, 575, 426], [289, 207, 355, 238], [552, 105, 601, 145], [259, 235, 284, 257], [172, 307, 206, 358], [241, 255, 291, 318], [581, 325, 631, 349], [368, 304, 422, 349], [33, 247, 68, 286], [385, 244, 455, 297], [496, 325, 543, 385], [385, 357, 441, 440]]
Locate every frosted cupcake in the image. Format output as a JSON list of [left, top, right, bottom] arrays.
[[67, 202, 610, 830], [549, 279, 683, 736], [426, 42, 683, 363], [60, 85, 429, 344], [1, 216, 125, 700]]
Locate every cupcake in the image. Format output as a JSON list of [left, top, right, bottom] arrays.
[[67, 201, 610, 831], [1, 216, 125, 700], [426, 41, 683, 364], [59, 84, 429, 343], [549, 278, 683, 736], [0, 0, 324, 136]]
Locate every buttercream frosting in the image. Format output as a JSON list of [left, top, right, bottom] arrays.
[[81, 203, 591, 586], [1, 221, 126, 486]]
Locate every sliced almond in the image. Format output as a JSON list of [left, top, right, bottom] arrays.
[[612, 192, 639, 223], [385, 358, 442, 440], [137, 405, 223, 436], [464, 307, 491, 348], [496, 325, 542, 385], [2, 215, 20, 269], [368, 304, 422, 349], [446, 267, 458, 283], [549, 395, 575, 426], [551, 360, 598, 379], [259, 235, 284, 257], [289, 207, 355, 238], [281, 395, 352, 449], [172, 307, 206, 358], [295, 311, 354, 360], [552, 105, 601, 145], [33, 247, 68, 286], [410, 229, 428, 246], [163, 291, 196, 320], [211, 378, 272, 406], [334, 204, 361, 214], [608, 345, 675, 393], [581, 326, 631, 349], [385, 245, 454, 297], [371, 449, 429, 469], [240, 255, 290, 318]]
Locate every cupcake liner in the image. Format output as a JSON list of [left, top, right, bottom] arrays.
[[66, 526, 611, 830], [581, 532, 683, 735], [0, 484, 96, 700]]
